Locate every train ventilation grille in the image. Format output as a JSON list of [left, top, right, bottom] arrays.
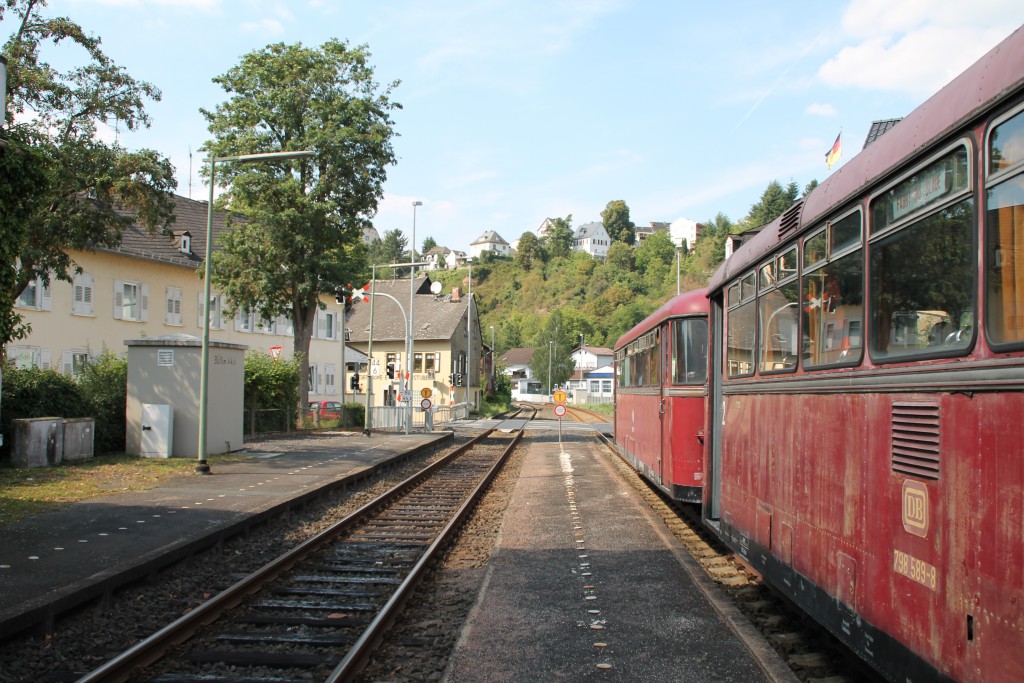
[[777, 199, 804, 240], [891, 402, 940, 480]]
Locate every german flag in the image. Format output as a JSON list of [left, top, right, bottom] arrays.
[[826, 133, 842, 170]]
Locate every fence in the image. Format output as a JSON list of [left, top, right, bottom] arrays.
[[368, 402, 470, 432]]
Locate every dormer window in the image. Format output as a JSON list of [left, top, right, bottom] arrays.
[[173, 230, 192, 255]]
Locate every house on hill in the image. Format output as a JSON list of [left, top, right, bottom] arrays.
[[572, 222, 611, 259], [422, 246, 466, 271], [469, 230, 512, 259]]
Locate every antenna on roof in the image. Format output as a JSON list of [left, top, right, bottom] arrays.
[[188, 146, 193, 199]]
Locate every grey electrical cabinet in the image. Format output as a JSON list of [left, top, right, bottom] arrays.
[[126, 334, 246, 458]]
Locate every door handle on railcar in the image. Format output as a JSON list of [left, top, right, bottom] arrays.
[[696, 430, 705, 444], [659, 399, 666, 415]]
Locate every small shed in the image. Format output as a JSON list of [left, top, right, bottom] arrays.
[[126, 334, 246, 458]]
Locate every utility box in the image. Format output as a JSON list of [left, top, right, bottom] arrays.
[[140, 404, 172, 458], [12, 417, 63, 468], [126, 334, 246, 458], [62, 418, 95, 461]]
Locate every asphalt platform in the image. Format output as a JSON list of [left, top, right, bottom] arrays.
[[444, 430, 798, 683], [0, 429, 448, 640]]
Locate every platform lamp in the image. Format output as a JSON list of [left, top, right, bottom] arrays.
[[196, 149, 315, 474], [408, 200, 422, 432]]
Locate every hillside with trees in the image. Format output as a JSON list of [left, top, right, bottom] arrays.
[[412, 181, 817, 363]]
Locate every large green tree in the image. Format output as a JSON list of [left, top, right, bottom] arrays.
[[745, 179, 800, 228], [529, 309, 576, 393], [202, 39, 400, 406], [514, 231, 542, 270], [543, 215, 574, 260], [1, 0, 176, 347], [601, 199, 636, 245]]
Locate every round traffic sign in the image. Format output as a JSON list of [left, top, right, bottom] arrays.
[[554, 404, 567, 417], [553, 389, 567, 404], [421, 398, 432, 411], [420, 387, 432, 399]]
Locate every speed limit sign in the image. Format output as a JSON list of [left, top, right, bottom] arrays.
[[554, 404, 567, 417]]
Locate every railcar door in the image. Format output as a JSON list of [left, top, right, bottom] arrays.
[[659, 321, 671, 487], [706, 295, 724, 520]]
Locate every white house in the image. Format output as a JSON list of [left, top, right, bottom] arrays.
[[499, 347, 545, 401], [536, 218, 557, 239], [669, 217, 701, 251], [572, 222, 611, 259], [571, 345, 614, 370], [469, 230, 512, 259], [423, 246, 461, 271]]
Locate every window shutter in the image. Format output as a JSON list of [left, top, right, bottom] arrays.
[[113, 280, 124, 320], [41, 280, 53, 311], [73, 283, 84, 315], [197, 292, 204, 327], [234, 310, 243, 332], [333, 314, 340, 341], [63, 350, 74, 375], [39, 348, 52, 369], [83, 274, 94, 315], [140, 284, 149, 322]]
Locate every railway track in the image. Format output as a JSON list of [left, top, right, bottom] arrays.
[[77, 413, 532, 683]]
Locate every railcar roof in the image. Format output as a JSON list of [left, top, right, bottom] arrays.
[[614, 288, 708, 351], [709, 25, 1024, 294]]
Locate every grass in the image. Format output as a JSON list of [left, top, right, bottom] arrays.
[[0, 453, 246, 528]]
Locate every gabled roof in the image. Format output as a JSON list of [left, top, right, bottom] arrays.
[[470, 230, 509, 246], [577, 345, 613, 356], [109, 194, 238, 268], [573, 222, 607, 239], [346, 276, 475, 343], [499, 347, 534, 365]]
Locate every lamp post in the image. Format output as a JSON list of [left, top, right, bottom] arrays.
[[548, 340, 553, 399], [466, 259, 473, 408], [490, 325, 495, 395], [196, 149, 314, 474], [408, 200, 422, 432]]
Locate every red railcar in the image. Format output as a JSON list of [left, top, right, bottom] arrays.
[[703, 27, 1024, 683], [613, 288, 708, 503]]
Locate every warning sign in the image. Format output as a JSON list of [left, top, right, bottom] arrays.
[[270, 346, 283, 360], [553, 389, 567, 404]]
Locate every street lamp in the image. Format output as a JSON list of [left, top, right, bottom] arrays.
[[548, 340, 553, 399], [490, 325, 495, 395], [408, 200, 422, 432], [466, 258, 474, 408], [196, 149, 314, 474]]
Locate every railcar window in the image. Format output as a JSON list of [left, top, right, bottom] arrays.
[[779, 247, 798, 279], [803, 211, 864, 368], [740, 273, 756, 301], [727, 301, 756, 377], [672, 318, 708, 385], [758, 281, 800, 373], [804, 230, 826, 268], [760, 261, 776, 289], [869, 198, 974, 360], [871, 147, 969, 234], [985, 174, 1024, 346], [989, 108, 1024, 174]]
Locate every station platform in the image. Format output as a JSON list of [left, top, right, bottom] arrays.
[[0, 429, 449, 640], [444, 431, 798, 682]]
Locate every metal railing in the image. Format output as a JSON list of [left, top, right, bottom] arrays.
[[368, 402, 470, 432]]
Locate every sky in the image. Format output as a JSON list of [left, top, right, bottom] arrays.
[[6, 0, 1024, 253]]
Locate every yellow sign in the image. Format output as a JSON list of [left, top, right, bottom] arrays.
[[420, 387, 432, 399], [553, 390, 567, 404]]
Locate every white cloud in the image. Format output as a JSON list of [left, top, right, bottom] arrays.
[[806, 102, 838, 117]]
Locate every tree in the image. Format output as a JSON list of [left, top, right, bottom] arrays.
[[514, 231, 543, 270], [1, 0, 176, 347], [420, 236, 437, 255], [606, 241, 635, 273], [602, 199, 636, 245], [634, 229, 676, 272], [371, 228, 408, 270], [202, 39, 399, 408], [746, 179, 800, 227], [544, 215, 574, 260], [529, 310, 576, 392]]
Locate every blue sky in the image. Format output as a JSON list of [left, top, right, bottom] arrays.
[[9, 1, 1024, 252]]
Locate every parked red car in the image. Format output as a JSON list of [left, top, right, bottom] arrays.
[[308, 401, 342, 421]]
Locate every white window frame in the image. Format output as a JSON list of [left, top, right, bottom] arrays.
[[236, 307, 256, 333], [113, 279, 149, 322], [8, 346, 51, 369], [197, 292, 224, 330], [165, 286, 183, 326], [62, 349, 92, 376], [16, 276, 52, 311], [72, 273, 94, 316]]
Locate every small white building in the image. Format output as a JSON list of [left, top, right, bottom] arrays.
[[469, 230, 512, 259], [499, 347, 545, 401], [669, 217, 701, 251]]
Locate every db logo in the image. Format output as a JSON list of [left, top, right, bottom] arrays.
[[902, 480, 929, 538]]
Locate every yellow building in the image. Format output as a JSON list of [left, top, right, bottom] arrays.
[[6, 194, 361, 405]]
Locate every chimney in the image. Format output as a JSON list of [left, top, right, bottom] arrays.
[[451, 287, 461, 301]]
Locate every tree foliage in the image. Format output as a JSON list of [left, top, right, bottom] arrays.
[[202, 39, 399, 407], [528, 309, 577, 391], [543, 215, 574, 260], [514, 231, 543, 270], [745, 179, 800, 228], [602, 199, 636, 245], [1, 0, 176, 347]]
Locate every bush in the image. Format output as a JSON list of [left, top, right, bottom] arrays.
[[77, 351, 128, 454], [342, 402, 364, 429], [244, 351, 301, 433], [1, 362, 87, 459]]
